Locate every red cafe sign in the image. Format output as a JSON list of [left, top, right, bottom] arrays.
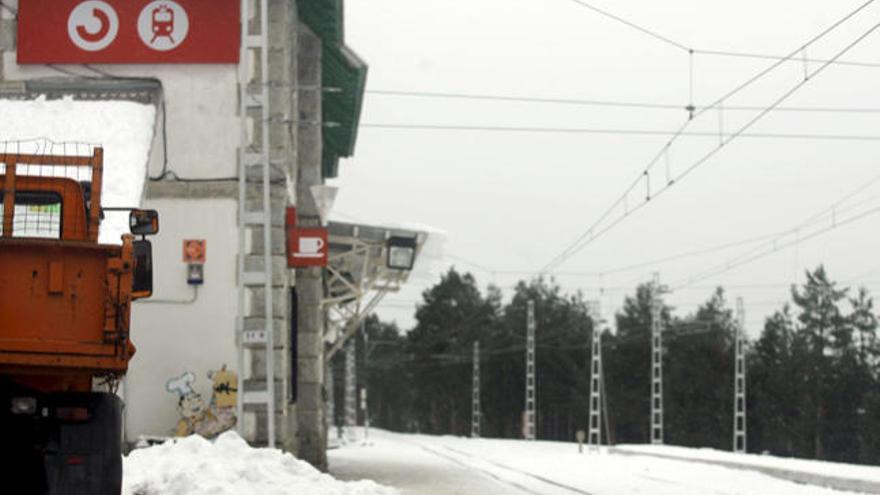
[[17, 0, 239, 64], [285, 207, 328, 268]]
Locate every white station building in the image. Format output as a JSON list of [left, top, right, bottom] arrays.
[[0, 0, 435, 469]]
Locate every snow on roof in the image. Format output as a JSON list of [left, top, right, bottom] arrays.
[[0, 96, 156, 244], [123, 431, 397, 495]]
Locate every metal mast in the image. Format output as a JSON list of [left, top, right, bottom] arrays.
[[587, 301, 604, 451], [326, 362, 335, 433], [344, 339, 357, 440], [237, 0, 275, 447], [525, 300, 536, 440], [734, 297, 747, 453], [362, 324, 370, 442], [471, 341, 481, 438], [650, 273, 666, 445]]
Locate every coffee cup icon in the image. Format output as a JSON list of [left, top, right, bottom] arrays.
[[296, 236, 325, 258]]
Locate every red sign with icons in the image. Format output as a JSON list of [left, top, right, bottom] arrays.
[[17, 0, 239, 64], [285, 208, 328, 268], [288, 227, 329, 268]]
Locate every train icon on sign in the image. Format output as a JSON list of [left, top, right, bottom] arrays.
[[137, 1, 189, 51], [151, 5, 175, 44]]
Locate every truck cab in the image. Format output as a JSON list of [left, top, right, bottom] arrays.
[[0, 148, 157, 495]]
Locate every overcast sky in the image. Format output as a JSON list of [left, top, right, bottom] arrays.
[[330, 0, 880, 335]]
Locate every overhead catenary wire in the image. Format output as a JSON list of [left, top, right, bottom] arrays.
[[444, 202, 871, 281], [564, 0, 690, 51], [673, 172, 880, 289], [539, 11, 880, 275], [612, 175, 880, 281], [544, 3, 880, 273], [360, 124, 880, 142], [445, 231, 817, 282], [673, 204, 880, 290], [366, 89, 880, 114], [563, 0, 880, 69], [446, 253, 603, 277]]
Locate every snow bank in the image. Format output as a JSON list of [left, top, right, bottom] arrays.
[[0, 96, 156, 243], [616, 444, 880, 482], [123, 431, 397, 495], [613, 444, 880, 493]]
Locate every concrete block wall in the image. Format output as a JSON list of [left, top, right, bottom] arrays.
[[239, 0, 300, 450]]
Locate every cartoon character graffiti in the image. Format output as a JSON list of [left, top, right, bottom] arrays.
[[166, 366, 238, 437]]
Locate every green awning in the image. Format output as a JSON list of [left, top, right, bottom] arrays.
[[298, 0, 368, 179]]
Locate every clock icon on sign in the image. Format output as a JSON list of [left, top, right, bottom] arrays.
[[67, 1, 119, 51]]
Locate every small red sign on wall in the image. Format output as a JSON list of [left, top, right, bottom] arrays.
[[182, 239, 206, 264], [288, 228, 328, 268], [17, 0, 239, 64]]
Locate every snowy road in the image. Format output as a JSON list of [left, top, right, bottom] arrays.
[[330, 432, 522, 495], [329, 429, 863, 495]]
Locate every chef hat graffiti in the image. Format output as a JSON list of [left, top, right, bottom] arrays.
[[166, 371, 196, 397]]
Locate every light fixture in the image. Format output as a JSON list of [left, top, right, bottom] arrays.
[[386, 236, 417, 271]]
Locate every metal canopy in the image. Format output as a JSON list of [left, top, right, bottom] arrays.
[[323, 220, 429, 359], [297, 0, 368, 179]]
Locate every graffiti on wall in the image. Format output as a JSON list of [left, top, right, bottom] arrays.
[[165, 365, 238, 437]]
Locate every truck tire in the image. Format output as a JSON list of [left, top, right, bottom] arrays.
[[0, 384, 46, 495], [42, 392, 124, 495]]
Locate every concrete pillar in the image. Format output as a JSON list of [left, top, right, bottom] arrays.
[[295, 24, 327, 470], [267, 0, 299, 454]]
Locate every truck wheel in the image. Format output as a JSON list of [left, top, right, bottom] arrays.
[[43, 392, 123, 495]]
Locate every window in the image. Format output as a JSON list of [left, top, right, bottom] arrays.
[[0, 191, 63, 239]]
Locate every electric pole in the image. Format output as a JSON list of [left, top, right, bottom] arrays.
[[587, 301, 604, 452], [325, 362, 335, 436], [471, 341, 481, 438], [362, 322, 370, 442], [734, 297, 747, 453], [344, 339, 357, 441], [525, 300, 536, 440], [650, 272, 668, 445]]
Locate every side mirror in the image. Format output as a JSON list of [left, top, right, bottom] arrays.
[[132, 239, 153, 299], [130, 209, 159, 236]]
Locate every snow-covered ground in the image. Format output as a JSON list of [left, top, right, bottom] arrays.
[[330, 429, 871, 495], [123, 432, 397, 495], [0, 97, 156, 243], [617, 443, 880, 483]]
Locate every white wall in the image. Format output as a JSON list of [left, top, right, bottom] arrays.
[[2, 59, 239, 180], [128, 197, 239, 440], [2, 1, 253, 442]]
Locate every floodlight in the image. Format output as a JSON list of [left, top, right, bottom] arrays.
[[386, 236, 417, 271]]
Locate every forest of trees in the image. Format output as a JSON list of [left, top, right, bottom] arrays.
[[332, 265, 880, 465]]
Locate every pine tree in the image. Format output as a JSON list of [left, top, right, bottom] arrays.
[[358, 315, 410, 432], [406, 268, 498, 435], [664, 288, 735, 449], [790, 265, 848, 459], [603, 283, 670, 444], [495, 278, 592, 441], [750, 305, 801, 456]]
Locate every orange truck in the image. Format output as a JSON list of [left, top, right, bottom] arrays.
[[0, 148, 157, 495]]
